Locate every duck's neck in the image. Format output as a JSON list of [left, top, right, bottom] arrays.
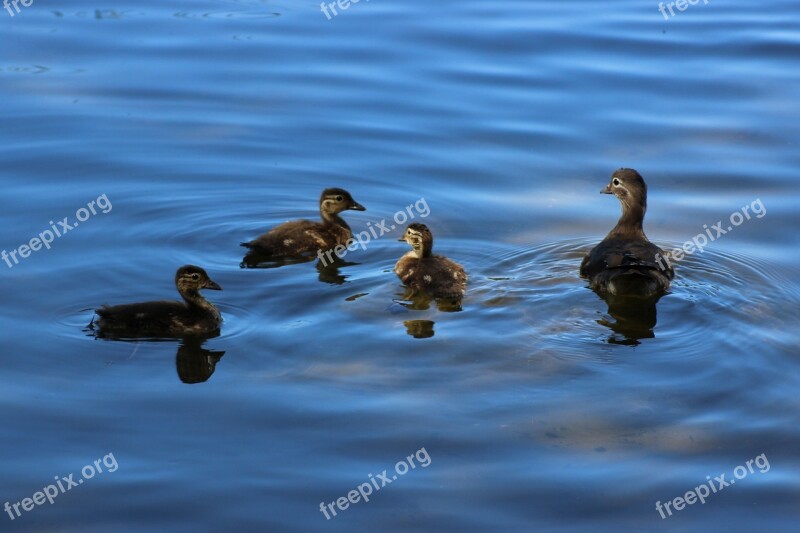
[[180, 289, 218, 314], [412, 244, 433, 259], [321, 210, 350, 230], [608, 201, 647, 239]]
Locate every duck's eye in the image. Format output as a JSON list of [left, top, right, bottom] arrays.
[[612, 178, 621, 186], [191, 274, 200, 281], [335, 195, 343, 202]]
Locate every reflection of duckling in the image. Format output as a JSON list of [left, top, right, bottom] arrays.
[[580, 169, 674, 297], [404, 320, 435, 339], [241, 188, 365, 258], [93, 265, 223, 338], [175, 337, 226, 384], [395, 223, 467, 300]]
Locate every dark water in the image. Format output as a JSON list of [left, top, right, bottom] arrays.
[[2, 0, 799, 531]]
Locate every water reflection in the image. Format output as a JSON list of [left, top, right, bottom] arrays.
[[397, 289, 464, 313], [87, 324, 226, 384], [404, 319, 435, 339], [594, 292, 663, 346], [394, 289, 462, 338], [240, 252, 356, 285], [175, 337, 226, 384], [240, 251, 314, 269], [316, 259, 358, 285]]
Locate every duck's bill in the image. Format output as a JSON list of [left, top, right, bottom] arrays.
[[349, 202, 366, 211], [601, 185, 613, 194], [205, 280, 223, 290]]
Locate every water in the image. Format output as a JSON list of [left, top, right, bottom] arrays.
[[2, 0, 799, 530]]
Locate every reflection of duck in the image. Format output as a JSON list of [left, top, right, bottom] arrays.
[[175, 337, 226, 384], [91, 265, 222, 338], [598, 294, 661, 346], [87, 335, 226, 384], [241, 188, 365, 262], [580, 169, 674, 297], [395, 224, 467, 301], [316, 257, 358, 285], [404, 320, 435, 339]]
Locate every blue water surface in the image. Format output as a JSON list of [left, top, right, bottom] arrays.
[[1, 0, 799, 531]]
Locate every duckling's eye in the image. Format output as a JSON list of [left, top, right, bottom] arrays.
[[190, 274, 200, 281], [335, 195, 343, 202], [612, 178, 621, 186]]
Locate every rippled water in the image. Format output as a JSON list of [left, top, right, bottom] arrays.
[[2, 0, 799, 531]]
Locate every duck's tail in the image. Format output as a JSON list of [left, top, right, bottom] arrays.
[[603, 268, 671, 298], [86, 310, 100, 330]]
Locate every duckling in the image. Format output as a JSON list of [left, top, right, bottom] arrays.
[[241, 188, 365, 258], [580, 168, 674, 297], [395, 223, 467, 300], [93, 265, 223, 338]]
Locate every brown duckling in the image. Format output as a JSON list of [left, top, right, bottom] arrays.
[[395, 223, 467, 300], [580, 168, 674, 297], [93, 265, 223, 338], [241, 188, 365, 258]]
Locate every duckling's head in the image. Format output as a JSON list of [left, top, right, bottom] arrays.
[[175, 265, 222, 293], [398, 223, 433, 258], [602, 168, 648, 213], [319, 188, 366, 216]]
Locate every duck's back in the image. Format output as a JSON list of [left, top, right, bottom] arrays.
[[396, 254, 467, 299], [96, 300, 219, 337], [243, 219, 349, 256], [580, 237, 673, 296]]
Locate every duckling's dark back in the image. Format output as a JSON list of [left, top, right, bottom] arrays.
[[96, 301, 221, 338]]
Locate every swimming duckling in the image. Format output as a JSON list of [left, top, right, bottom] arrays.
[[395, 223, 467, 300], [580, 168, 674, 297], [93, 265, 223, 338], [241, 188, 365, 258]]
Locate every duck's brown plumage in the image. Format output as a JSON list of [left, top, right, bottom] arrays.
[[94, 265, 223, 338], [580, 168, 674, 296], [241, 188, 365, 257], [395, 223, 467, 300]]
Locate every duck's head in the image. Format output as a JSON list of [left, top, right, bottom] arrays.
[[175, 265, 222, 293], [319, 188, 366, 216], [602, 168, 648, 213], [398, 223, 433, 258]]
